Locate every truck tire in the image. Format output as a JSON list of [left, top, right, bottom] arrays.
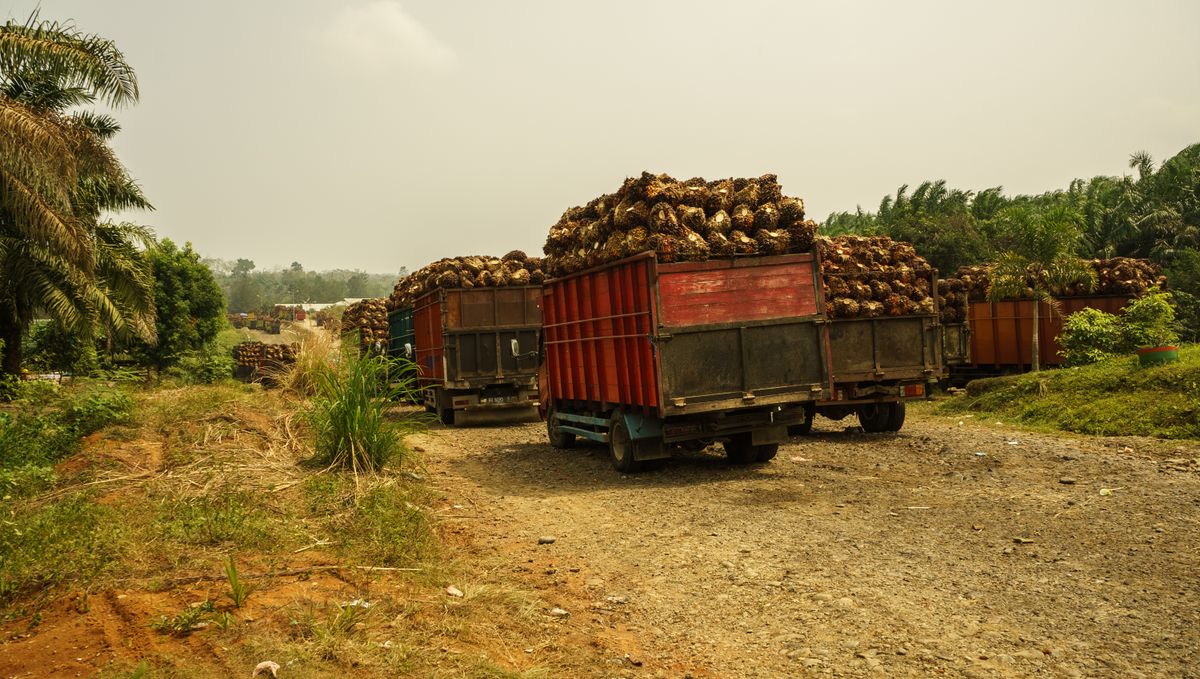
[[788, 405, 815, 436], [886, 402, 906, 432], [755, 443, 779, 462], [439, 407, 456, 426], [546, 406, 575, 449], [723, 434, 757, 464], [857, 403, 891, 433], [608, 414, 640, 473]]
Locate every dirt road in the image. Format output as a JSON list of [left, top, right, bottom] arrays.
[[412, 407, 1200, 678]]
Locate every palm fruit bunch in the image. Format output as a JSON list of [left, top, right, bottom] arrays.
[[940, 257, 1165, 323], [262, 342, 299, 366], [818, 235, 937, 319], [936, 277, 969, 324], [342, 298, 389, 349], [387, 251, 545, 311], [543, 171, 819, 277], [233, 341, 266, 368]]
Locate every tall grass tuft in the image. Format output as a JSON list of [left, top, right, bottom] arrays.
[[273, 330, 339, 397], [307, 348, 422, 475]]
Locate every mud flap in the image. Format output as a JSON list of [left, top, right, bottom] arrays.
[[751, 425, 787, 446], [622, 412, 670, 461]]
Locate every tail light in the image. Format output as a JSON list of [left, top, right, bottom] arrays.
[[903, 384, 924, 397]]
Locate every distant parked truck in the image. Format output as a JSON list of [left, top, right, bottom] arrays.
[[410, 286, 541, 425], [540, 252, 826, 472], [807, 267, 944, 434], [943, 295, 1131, 381]]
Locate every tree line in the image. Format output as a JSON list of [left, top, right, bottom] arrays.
[[823, 145, 1200, 340], [204, 259, 401, 313]]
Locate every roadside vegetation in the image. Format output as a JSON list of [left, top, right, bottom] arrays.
[[1, 344, 590, 676], [937, 344, 1200, 439]]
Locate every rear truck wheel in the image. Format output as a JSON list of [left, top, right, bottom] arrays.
[[858, 402, 901, 433], [608, 414, 640, 473], [755, 443, 779, 462], [439, 407, 456, 426], [857, 403, 889, 433], [787, 405, 815, 436], [723, 433, 757, 464], [546, 406, 575, 449], [886, 402, 907, 432]]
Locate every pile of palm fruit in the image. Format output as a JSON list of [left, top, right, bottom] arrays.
[[232, 341, 298, 370], [341, 298, 389, 349], [233, 341, 264, 368], [543, 171, 819, 277], [818, 235, 938, 319], [262, 343, 299, 365], [386, 251, 545, 311], [938, 257, 1166, 325]]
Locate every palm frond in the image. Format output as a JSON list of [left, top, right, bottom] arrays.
[[0, 13, 139, 107]]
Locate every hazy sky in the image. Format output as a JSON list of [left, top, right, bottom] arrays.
[[8, 1, 1200, 273]]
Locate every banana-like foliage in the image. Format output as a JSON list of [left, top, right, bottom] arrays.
[[0, 13, 154, 377]]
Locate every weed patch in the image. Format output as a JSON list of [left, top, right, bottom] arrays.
[[155, 490, 273, 548], [0, 494, 124, 611]]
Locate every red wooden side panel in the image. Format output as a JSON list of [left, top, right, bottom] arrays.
[[542, 255, 659, 414], [968, 296, 1131, 367], [413, 292, 444, 386], [657, 255, 818, 327]]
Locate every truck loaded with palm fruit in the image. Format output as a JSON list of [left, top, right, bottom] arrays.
[[385, 253, 545, 425], [536, 172, 946, 471]]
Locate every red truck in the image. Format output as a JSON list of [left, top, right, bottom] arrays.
[[413, 286, 542, 425], [540, 251, 830, 472]]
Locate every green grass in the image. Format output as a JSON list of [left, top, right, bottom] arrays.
[[155, 490, 274, 548], [306, 351, 421, 474], [0, 381, 134, 498], [0, 493, 125, 611], [938, 344, 1200, 439]]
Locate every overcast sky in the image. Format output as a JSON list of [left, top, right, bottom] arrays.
[[8, 1, 1199, 273]]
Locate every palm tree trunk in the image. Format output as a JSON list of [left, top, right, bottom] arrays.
[[1031, 301, 1041, 372], [0, 311, 24, 379]]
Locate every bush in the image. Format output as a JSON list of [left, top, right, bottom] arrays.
[[0, 494, 122, 606], [1059, 288, 1182, 366], [166, 348, 234, 385], [1122, 288, 1180, 349], [307, 351, 421, 474], [0, 384, 133, 497], [1060, 308, 1125, 366]]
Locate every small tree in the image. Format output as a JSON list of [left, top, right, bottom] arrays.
[[988, 204, 1096, 371], [133, 240, 225, 373]]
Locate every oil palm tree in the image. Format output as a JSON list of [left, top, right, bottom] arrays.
[[987, 204, 1096, 371], [0, 13, 153, 378]]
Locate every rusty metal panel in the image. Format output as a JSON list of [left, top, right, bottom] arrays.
[[657, 254, 817, 326], [542, 252, 828, 417], [943, 323, 969, 365], [658, 320, 825, 409], [414, 286, 542, 388], [542, 254, 660, 414], [827, 316, 938, 382], [967, 296, 1131, 368]]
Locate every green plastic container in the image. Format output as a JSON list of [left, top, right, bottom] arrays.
[[1136, 346, 1179, 367]]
